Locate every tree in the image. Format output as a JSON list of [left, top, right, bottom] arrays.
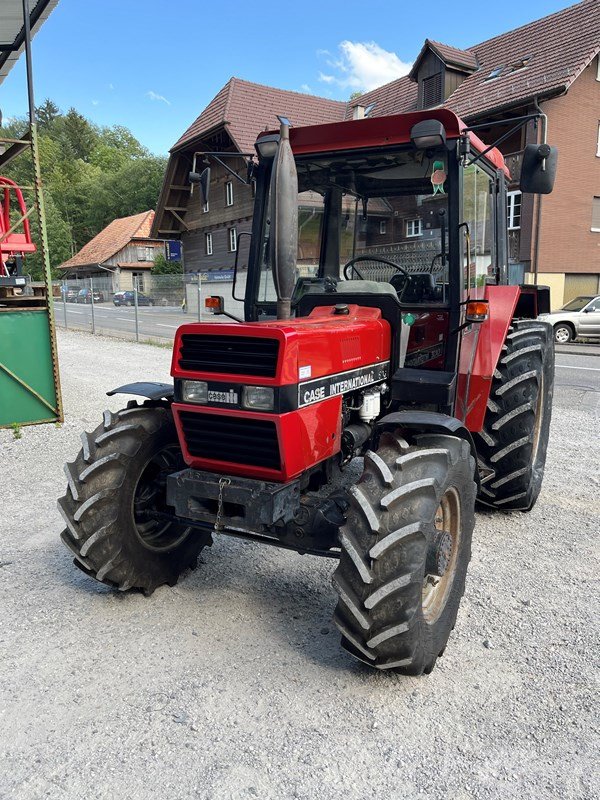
[[151, 253, 182, 275], [1, 106, 168, 275], [35, 98, 60, 129]]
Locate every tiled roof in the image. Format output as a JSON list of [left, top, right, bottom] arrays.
[[408, 39, 478, 80], [428, 40, 479, 71], [172, 77, 347, 152], [58, 211, 155, 270], [350, 0, 600, 121]]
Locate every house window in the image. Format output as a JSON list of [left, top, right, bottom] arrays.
[[205, 232, 213, 255], [507, 191, 522, 230], [592, 197, 600, 232], [137, 246, 154, 261], [422, 73, 442, 108], [379, 220, 387, 235], [132, 271, 145, 292], [203, 199, 209, 213], [225, 181, 234, 207], [228, 227, 237, 252], [406, 219, 422, 237], [485, 66, 504, 81]]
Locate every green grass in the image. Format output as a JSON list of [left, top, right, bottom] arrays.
[[10, 423, 22, 440]]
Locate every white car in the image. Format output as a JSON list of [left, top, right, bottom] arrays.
[[538, 295, 600, 343]]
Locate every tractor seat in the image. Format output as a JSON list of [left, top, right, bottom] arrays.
[[393, 272, 439, 304], [332, 279, 399, 298]]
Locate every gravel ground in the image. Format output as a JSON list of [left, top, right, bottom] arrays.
[[0, 329, 598, 800]]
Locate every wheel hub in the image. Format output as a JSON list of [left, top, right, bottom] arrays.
[[426, 529, 453, 577], [422, 488, 461, 624]]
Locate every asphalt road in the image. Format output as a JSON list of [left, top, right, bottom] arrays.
[[0, 330, 598, 800], [55, 302, 195, 340]]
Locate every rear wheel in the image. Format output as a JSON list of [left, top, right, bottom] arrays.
[[332, 432, 476, 674], [553, 323, 573, 344], [475, 319, 554, 511], [58, 403, 210, 594]]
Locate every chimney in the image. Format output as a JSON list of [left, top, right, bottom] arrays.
[[353, 105, 365, 120]]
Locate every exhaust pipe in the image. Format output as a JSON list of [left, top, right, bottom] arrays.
[[269, 120, 298, 320]]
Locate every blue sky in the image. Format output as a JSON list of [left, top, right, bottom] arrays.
[[1, 0, 574, 155]]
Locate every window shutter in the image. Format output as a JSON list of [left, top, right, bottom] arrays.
[[422, 73, 442, 108]]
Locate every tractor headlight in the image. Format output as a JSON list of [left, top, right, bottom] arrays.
[[182, 380, 208, 404], [242, 386, 274, 411]]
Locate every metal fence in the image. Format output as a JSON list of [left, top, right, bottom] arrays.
[[52, 273, 246, 343]]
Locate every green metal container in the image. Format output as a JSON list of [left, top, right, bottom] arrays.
[[0, 309, 60, 427]]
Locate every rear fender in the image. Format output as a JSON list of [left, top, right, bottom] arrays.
[[459, 285, 521, 432]]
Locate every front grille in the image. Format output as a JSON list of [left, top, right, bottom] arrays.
[[179, 334, 279, 377], [179, 411, 281, 471]]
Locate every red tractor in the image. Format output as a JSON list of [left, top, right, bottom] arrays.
[[59, 110, 557, 674]]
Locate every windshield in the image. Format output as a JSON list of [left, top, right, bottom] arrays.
[[257, 147, 450, 305], [561, 296, 593, 311]]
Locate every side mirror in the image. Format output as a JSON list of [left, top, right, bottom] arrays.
[[189, 166, 211, 206], [520, 144, 558, 194]]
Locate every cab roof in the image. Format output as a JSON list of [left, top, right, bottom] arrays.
[[258, 108, 510, 178]]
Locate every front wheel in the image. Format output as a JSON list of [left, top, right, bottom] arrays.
[[553, 324, 573, 344], [332, 432, 476, 674], [58, 403, 210, 594]]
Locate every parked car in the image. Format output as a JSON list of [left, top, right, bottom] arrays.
[[62, 287, 79, 302], [76, 288, 105, 304], [113, 290, 155, 307], [538, 295, 600, 342]]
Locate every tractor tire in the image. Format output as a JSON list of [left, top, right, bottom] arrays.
[[58, 403, 210, 594], [332, 432, 476, 675], [475, 319, 554, 512]]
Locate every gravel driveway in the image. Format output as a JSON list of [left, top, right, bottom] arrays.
[[1, 329, 598, 800]]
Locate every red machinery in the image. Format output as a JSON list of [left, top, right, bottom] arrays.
[[59, 110, 558, 675], [0, 176, 36, 278]]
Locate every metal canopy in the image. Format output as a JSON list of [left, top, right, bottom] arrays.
[[0, 0, 59, 87]]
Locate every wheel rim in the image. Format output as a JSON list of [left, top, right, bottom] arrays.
[[132, 444, 191, 552], [555, 327, 570, 343], [422, 488, 461, 624]]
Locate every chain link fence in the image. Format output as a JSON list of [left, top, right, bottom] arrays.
[[53, 272, 246, 343]]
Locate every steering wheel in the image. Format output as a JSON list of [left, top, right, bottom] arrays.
[[343, 255, 410, 281]]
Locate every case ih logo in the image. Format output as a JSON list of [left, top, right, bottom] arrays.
[[207, 388, 239, 404], [298, 362, 390, 407]]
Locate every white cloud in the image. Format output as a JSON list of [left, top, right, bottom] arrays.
[[92, 99, 99, 106], [318, 72, 335, 84], [146, 90, 171, 106], [300, 83, 312, 93], [319, 41, 412, 93], [108, 83, 114, 90]]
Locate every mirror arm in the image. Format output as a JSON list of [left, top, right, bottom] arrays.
[[198, 152, 255, 185], [465, 115, 538, 168]]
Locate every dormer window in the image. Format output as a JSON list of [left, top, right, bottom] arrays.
[[422, 73, 442, 108]]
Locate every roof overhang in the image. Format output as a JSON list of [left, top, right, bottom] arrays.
[[0, 0, 59, 87]]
